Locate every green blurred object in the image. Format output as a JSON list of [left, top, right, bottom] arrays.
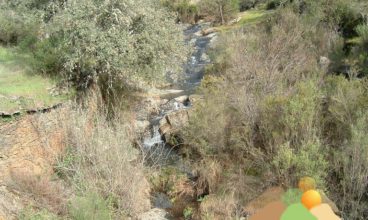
[[281, 203, 317, 220], [282, 188, 303, 206]]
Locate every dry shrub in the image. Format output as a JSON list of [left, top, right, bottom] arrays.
[[10, 172, 68, 215], [182, 8, 341, 218], [199, 193, 239, 220], [57, 101, 151, 218]]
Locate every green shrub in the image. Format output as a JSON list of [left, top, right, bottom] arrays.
[[19, 208, 59, 220], [272, 140, 328, 188], [0, 7, 40, 45], [331, 112, 368, 219], [69, 193, 112, 220], [39, 0, 185, 107], [161, 0, 199, 23], [355, 24, 368, 75], [266, 0, 290, 10]]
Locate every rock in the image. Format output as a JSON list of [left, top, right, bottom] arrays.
[[0, 112, 11, 117], [201, 28, 217, 36], [201, 53, 210, 63], [166, 109, 189, 129], [194, 30, 202, 37], [207, 32, 218, 39], [153, 192, 173, 209], [228, 17, 241, 25], [209, 35, 219, 49], [244, 187, 285, 215], [174, 95, 189, 104], [310, 204, 341, 220], [319, 56, 330, 70], [158, 110, 190, 145], [138, 208, 170, 220], [159, 117, 171, 135]]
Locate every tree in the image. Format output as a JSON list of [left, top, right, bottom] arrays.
[[198, 0, 239, 24], [36, 0, 185, 106]]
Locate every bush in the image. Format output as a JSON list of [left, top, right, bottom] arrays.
[[19, 208, 59, 220], [198, 0, 239, 24], [0, 6, 40, 45], [69, 193, 112, 220], [331, 112, 368, 219], [39, 0, 185, 107], [161, 0, 199, 23]]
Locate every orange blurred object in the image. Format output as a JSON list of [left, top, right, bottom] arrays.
[[301, 190, 322, 210], [299, 177, 316, 192]]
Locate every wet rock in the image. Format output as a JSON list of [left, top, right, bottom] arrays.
[[174, 95, 189, 104], [201, 53, 210, 63], [138, 208, 171, 220]]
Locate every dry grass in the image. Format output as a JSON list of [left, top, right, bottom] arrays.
[[55, 99, 151, 218], [10, 171, 69, 216]]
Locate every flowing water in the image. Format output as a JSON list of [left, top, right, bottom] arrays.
[[142, 23, 215, 167]]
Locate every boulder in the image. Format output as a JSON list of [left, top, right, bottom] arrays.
[[166, 110, 189, 129], [159, 117, 171, 135], [174, 95, 189, 104], [159, 110, 190, 145], [201, 53, 210, 63], [138, 208, 171, 220], [201, 28, 217, 36]]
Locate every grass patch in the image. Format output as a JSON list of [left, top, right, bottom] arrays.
[[0, 46, 70, 113], [214, 9, 274, 32]]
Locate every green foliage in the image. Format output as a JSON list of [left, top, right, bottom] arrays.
[[19, 207, 59, 220], [161, 0, 199, 23], [39, 0, 185, 107], [272, 140, 328, 188], [198, 0, 239, 24], [333, 113, 368, 219], [282, 189, 303, 206], [0, 5, 40, 45], [69, 193, 112, 220], [354, 24, 368, 75], [183, 206, 194, 219], [239, 0, 266, 11]]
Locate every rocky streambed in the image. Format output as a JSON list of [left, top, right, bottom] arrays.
[[135, 22, 217, 161], [133, 23, 218, 219]]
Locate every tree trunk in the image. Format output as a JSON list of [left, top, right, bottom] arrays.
[[219, 4, 225, 24]]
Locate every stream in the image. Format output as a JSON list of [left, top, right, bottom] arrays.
[[141, 22, 216, 165]]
